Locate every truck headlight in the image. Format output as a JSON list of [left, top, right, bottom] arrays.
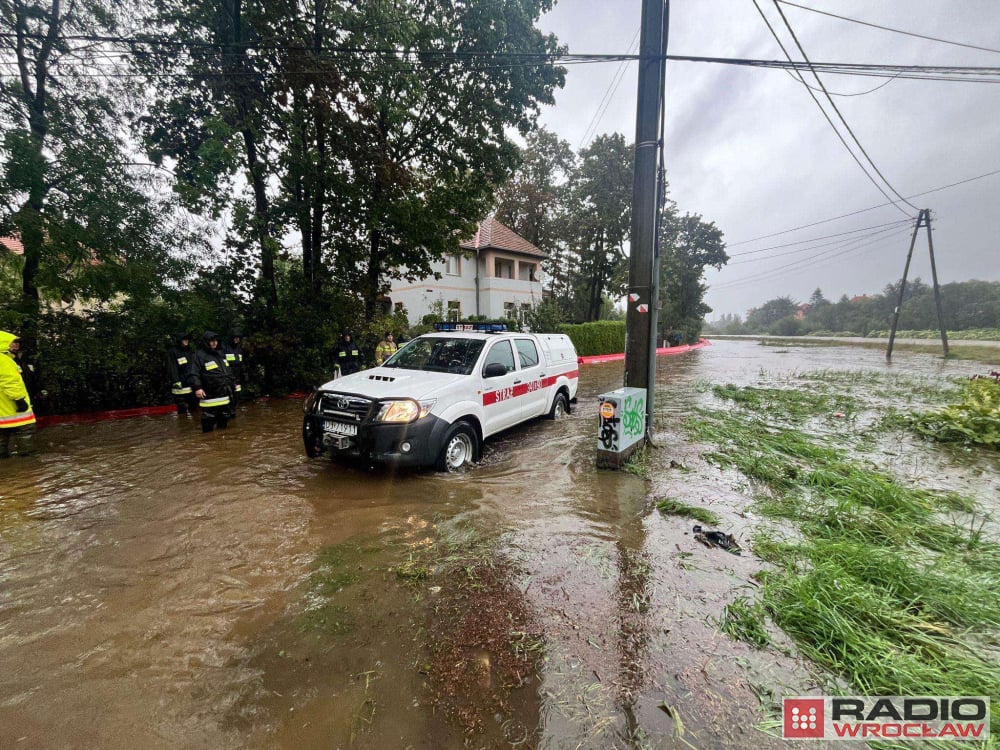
[[374, 399, 436, 423], [375, 399, 421, 423]]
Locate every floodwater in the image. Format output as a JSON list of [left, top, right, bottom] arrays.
[[1, 341, 996, 749]]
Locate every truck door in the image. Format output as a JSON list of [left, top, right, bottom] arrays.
[[479, 340, 521, 435], [514, 338, 547, 419]]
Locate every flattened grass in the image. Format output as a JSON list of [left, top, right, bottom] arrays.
[[687, 387, 1000, 733], [654, 497, 720, 526]]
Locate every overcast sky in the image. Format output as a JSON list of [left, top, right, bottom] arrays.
[[534, 0, 1000, 319]]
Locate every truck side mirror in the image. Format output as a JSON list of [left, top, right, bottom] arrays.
[[483, 363, 508, 378]]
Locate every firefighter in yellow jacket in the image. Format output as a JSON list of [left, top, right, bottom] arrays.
[[0, 331, 37, 458]]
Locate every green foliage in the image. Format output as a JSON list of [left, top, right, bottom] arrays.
[[720, 597, 771, 649], [742, 280, 1000, 336], [658, 206, 728, 345], [688, 391, 1000, 725], [909, 376, 1000, 449], [655, 498, 721, 526], [559, 320, 625, 356], [524, 299, 565, 333]]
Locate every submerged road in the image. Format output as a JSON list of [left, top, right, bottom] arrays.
[[1, 341, 994, 749]]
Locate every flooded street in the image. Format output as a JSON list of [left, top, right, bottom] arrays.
[[2, 340, 997, 749]]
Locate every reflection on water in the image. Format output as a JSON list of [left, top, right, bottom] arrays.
[[1, 341, 996, 748]]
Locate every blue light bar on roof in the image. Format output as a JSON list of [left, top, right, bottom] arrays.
[[433, 322, 508, 332]]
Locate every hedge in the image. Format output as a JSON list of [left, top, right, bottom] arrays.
[[560, 321, 626, 356]]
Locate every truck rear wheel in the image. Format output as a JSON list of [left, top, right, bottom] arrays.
[[547, 391, 569, 420], [437, 423, 477, 472]]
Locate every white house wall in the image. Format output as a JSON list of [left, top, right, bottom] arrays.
[[390, 253, 545, 324]]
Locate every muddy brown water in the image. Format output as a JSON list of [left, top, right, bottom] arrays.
[[2, 341, 996, 749]]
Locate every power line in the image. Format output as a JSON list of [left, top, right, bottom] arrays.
[[578, 26, 640, 150], [728, 166, 1000, 245], [766, 0, 918, 215], [728, 222, 908, 265], [712, 225, 911, 290], [729, 219, 911, 257], [777, 1, 1000, 56]]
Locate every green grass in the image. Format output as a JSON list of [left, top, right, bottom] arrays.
[[686, 386, 1000, 734], [910, 378, 1000, 449], [720, 596, 771, 649], [655, 497, 721, 526]]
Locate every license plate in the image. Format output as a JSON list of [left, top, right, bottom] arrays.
[[323, 421, 358, 436]]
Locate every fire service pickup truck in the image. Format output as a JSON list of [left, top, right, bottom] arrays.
[[302, 323, 579, 471]]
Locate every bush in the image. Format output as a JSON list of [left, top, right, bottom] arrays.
[[560, 320, 626, 356]]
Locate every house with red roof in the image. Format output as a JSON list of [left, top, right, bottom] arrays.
[[389, 217, 547, 324]]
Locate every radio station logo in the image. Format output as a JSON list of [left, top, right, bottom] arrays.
[[782, 697, 990, 741]]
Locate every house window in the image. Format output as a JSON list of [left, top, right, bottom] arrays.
[[519, 303, 531, 323], [394, 302, 405, 312], [447, 300, 461, 322], [445, 254, 461, 276], [503, 302, 516, 320], [518, 263, 538, 282], [495, 258, 514, 279]]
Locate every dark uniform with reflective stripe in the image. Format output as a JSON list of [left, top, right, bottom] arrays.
[[334, 333, 362, 376], [223, 329, 245, 418], [186, 331, 235, 432], [167, 333, 197, 414]]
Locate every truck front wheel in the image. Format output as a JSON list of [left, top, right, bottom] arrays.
[[436, 422, 478, 472], [303, 418, 323, 458]]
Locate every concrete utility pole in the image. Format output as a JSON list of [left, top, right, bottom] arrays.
[[886, 208, 949, 360], [624, 0, 668, 424]]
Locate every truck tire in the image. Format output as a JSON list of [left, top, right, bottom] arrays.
[[436, 422, 478, 472], [547, 391, 569, 420]]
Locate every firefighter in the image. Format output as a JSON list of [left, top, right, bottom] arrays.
[[375, 331, 397, 365], [167, 332, 197, 415], [334, 331, 363, 375], [186, 331, 235, 433], [0, 331, 36, 458], [223, 328, 245, 418]]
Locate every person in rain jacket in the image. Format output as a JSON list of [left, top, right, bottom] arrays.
[[186, 331, 235, 433], [375, 331, 398, 366], [0, 331, 36, 458], [334, 332, 362, 375], [223, 328, 245, 418], [167, 332, 197, 415]]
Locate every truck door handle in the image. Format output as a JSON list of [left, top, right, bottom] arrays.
[[514, 380, 522, 384]]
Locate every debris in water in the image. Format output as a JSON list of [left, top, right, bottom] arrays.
[[692, 525, 742, 554]]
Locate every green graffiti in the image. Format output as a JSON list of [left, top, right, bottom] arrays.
[[621, 395, 645, 438]]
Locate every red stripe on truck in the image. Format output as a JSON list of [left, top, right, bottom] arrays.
[[482, 369, 579, 407]]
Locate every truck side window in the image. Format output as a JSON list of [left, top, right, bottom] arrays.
[[515, 339, 539, 368], [483, 340, 515, 374]]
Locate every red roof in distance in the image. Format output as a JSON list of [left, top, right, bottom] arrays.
[[460, 217, 548, 259]]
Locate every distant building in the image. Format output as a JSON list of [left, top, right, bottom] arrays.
[[389, 217, 547, 325]]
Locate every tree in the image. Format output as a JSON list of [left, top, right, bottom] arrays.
[[321, 0, 566, 319], [745, 296, 799, 330], [1, 0, 184, 342], [658, 204, 728, 343], [140, 0, 282, 313], [563, 133, 632, 321]]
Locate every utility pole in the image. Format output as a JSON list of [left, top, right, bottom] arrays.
[[624, 0, 668, 424], [886, 208, 949, 360]]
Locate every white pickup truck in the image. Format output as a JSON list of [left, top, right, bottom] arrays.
[[302, 324, 579, 471]]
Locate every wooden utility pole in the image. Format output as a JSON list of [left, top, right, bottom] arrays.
[[886, 208, 949, 360], [625, 0, 668, 429]]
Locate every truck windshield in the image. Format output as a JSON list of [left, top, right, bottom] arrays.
[[382, 337, 485, 374]]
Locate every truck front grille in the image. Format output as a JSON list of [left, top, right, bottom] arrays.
[[317, 393, 373, 423]]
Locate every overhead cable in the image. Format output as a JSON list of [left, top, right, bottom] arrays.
[[777, 1, 1000, 56], [728, 166, 1000, 245]]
